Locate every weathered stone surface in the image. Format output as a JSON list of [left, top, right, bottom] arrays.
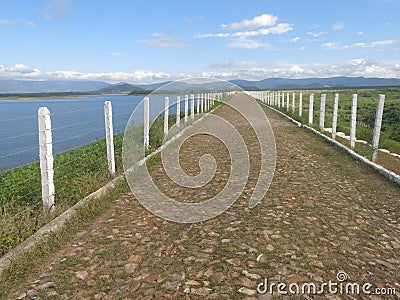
[[6, 100, 400, 300], [75, 271, 88, 280], [238, 287, 256, 296]]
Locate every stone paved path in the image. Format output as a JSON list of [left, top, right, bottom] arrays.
[[8, 94, 400, 299]]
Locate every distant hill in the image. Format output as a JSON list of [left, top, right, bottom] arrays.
[[229, 76, 400, 90], [96, 83, 146, 94], [1, 76, 399, 94], [0, 79, 110, 93]]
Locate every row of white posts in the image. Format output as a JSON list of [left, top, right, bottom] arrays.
[[144, 93, 220, 148], [247, 90, 386, 162], [38, 93, 221, 214]]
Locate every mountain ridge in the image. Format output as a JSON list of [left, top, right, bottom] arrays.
[[1, 76, 399, 94]]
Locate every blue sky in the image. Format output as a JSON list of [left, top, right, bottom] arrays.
[[1, 0, 400, 83]]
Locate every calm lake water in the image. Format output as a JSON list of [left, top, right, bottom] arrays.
[[0, 94, 184, 171]]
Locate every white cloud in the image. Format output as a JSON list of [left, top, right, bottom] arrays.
[[8, 64, 37, 73], [201, 59, 400, 80], [370, 39, 396, 47], [353, 42, 368, 48], [307, 31, 326, 38], [197, 23, 293, 39], [322, 42, 349, 50], [322, 39, 398, 50], [2, 59, 400, 84], [0, 64, 170, 83], [289, 37, 301, 43], [137, 33, 187, 48], [299, 46, 306, 51], [40, 0, 72, 20], [331, 59, 395, 77], [221, 13, 278, 30], [357, 31, 364, 35], [333, 21, 344, 31], [47, 70, 170, 82], [353, 39, 397, 48]]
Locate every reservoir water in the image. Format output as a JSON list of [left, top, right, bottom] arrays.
[[0, 94, 183, 171]]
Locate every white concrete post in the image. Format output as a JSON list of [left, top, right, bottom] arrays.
[[278, 92, 281, 108], [350, 94, 358, 149], [176, 96, 181, 127], [190, 94, 195, 119], [144, 97, 150, 149], [299, 93, 303, 117], [184, 95, 188, 122], [197, 94, 200, 114], [287, 92, 290, 111], [292, 92, 295, 114], [319, 94, 326, 130], [201, 93, 204, 113], [309, 93, 314, 125], [372, 94, 385, 162], [164, 96, 169, 135], [104, 101, 115, 175], [38, 107, 55, 214], [332, 93, 339, 140]]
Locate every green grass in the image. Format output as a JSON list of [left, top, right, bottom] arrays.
[[0, 135, 122, 256], [0, 99, 221, 257], [0, 177, 130, 299], [271, 87, 400, 155]]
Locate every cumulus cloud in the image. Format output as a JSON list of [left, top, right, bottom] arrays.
[[221, 13, 278, 30], [47, 70, 170, 82], [8, 64, 37, 73], [137, 33, 187, 48], [1, 60, 400, 84], [0, 64, 170, 83], [201, 59, 400, 80]]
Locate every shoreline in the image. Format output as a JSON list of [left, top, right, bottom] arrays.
[[0, 94, 101, 101], [0, 93, 148, 101]]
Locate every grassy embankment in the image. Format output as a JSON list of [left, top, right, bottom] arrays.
[[270, 87, 400, 157], [0, 98, 222, 297], [0, 98, 222, 257]]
